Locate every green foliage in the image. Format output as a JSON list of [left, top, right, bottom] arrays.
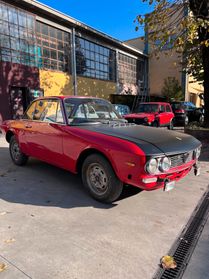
[[136, 0, 209, 127], [161, 77, 184, 101], [135, 0, 209, 83]]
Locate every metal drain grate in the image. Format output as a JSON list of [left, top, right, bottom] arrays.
[[153, 186, 209, 279]]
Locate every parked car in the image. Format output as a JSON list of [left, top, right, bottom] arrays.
[[124, 102, 174, 129], [171, 101, 204, 126], [0, 96, 201, 203], [113, 104, 130, 116]]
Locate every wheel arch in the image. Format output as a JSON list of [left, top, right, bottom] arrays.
[[6, 130, 14, 143], [76, 148, 116, 175]]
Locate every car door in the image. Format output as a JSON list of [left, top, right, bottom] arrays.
[[165, 104, 174, 124], [24, 98, 65, 167], [158, 105, 166, 126]]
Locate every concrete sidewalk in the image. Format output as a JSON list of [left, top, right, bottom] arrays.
[[0, 134, 209, 279]]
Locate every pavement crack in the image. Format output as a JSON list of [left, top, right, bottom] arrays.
[[0, 254, 33, 279]]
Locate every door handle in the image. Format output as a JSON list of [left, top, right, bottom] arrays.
[[25, 124, 32, 128]]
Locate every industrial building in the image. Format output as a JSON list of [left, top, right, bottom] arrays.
[[0, 0, 148, 122]]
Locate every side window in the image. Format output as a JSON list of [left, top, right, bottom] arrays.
[[160, 105, 165, 112], [56, 102, 64, 123], [74, 104, 86, 118], [41, 100, 58, 122], [32, 99, 64, 123], [24, 101, 37, 120], [33, 100, 48, 121], [166, 105, 171, 112]]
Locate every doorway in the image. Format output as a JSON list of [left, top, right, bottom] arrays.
[[10, 87, 28, 120]]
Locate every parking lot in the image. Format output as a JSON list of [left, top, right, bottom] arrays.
[[0, 134, 209, 279]]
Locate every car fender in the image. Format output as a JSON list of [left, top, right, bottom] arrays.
[[62, 127, 146, 183]]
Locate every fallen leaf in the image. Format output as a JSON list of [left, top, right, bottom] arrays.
[[4, 238, 16, 244], [0, 212, 7, 216], [161, 255, 177, 269], [0, 263, 7, 272], [0, 211, 11, 216]]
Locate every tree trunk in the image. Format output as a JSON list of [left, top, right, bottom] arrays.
[[202, 45, 209, 127]]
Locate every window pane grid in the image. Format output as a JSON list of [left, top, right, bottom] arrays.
[[76, 37, 116, 82], [36, 21, 70, 72], [0, 1, 37, 67], [118, 53, 139, 84]]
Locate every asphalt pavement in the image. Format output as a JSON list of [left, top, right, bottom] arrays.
[[0, 133, 209, 279]]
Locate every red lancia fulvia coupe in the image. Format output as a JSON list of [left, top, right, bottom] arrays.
[[0, 96, 201, 203]]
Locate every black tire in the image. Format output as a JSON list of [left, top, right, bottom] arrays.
[[82, 154, 123, 203], [168, 120, 174, 130], [152, 121, 159, 128], [9, 136, 28, 166]]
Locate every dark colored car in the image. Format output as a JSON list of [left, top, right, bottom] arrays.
[[113, 104, 130, 116], [0, 96, 201, 203], [124, 102, 174, 129], [171, 102, 204, 126]]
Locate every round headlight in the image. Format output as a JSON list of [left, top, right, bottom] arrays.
[[159, 157, 171, 172], [146, 158, 159, 174]]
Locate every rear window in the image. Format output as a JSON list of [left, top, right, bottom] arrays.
[[171, 103, 184, 110]]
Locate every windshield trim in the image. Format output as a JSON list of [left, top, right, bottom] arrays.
[[63, 97, 122, 126]]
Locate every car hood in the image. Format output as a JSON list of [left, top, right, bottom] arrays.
[[124, 113, 155, 119], [79, 124, 200, 156]]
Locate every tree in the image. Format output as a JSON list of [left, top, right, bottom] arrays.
[[161, 77, 184, 101], [135, 0, 209, 127]]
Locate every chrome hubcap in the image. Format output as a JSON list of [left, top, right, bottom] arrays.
[[87, 164, 108, 195], [11, 142, 20, 161], [185, 117, 189, 125]]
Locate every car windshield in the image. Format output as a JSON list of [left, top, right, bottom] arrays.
[[114, 104, 130, 115], [64, 98, 122, 125], [136, 104, 159, 113]]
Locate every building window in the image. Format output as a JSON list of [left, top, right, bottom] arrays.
[[118, 53, 144, 85], [75, 37, 116, 81], [36, 21, 70, 72], [0, 1, 37, 67]]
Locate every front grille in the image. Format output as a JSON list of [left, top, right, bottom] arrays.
[[127, 118, 145, 125], [170, 151, 194, 168]]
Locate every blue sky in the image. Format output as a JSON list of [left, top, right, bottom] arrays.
[[39, 0, 152, 41]]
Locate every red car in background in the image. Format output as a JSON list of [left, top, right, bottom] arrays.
[[124, 102, 174, 129], [0, 96, 201, 203]]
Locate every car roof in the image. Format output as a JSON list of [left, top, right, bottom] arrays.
[[35, 96, 106, 100]]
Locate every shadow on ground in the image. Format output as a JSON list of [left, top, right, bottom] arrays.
[[0, 147, 143, 210]]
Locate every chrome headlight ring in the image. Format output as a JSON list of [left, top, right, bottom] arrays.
[[159, 157, 171, 172], [146, 158, 159, 175]]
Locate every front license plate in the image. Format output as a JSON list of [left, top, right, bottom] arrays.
[[164, 181, 175, 192]]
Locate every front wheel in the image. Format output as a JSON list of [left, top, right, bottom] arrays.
[[82, 154, 123, 203], [9, 136, 28, 166], [152, 121, 159, 128], [168, 120, 174, 130]]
